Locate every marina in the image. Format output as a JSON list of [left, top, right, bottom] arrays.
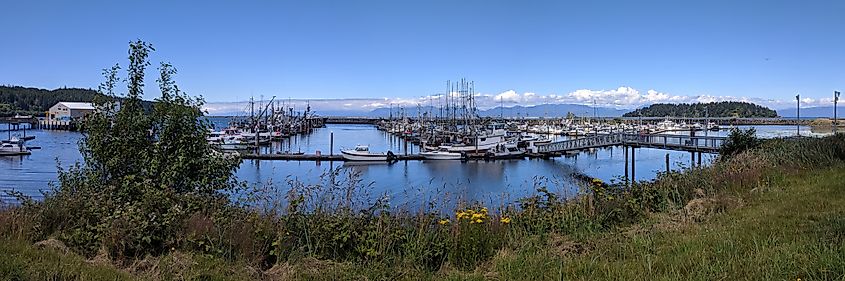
[[1, 118, 831, 206]]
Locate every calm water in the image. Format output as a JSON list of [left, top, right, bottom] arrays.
[[0, 121, 832, 207]]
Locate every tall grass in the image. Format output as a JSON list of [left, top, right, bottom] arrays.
[[1, 134, 843, 279]]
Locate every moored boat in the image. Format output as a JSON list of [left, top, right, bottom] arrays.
[[0, 138, 29, 156], [341, 145, 392, 161], [420, 147, 463, 160]]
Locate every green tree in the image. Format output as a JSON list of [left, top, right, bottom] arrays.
[[719, 128, 762, 159], [32, 40, 240, 259]]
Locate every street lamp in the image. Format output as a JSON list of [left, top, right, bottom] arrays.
[[835, 91, 841, 134], [796, 94, 800, 136]]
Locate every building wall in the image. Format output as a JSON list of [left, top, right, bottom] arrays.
[[70, 109, 94, 118], [49, 104, 71, 120]]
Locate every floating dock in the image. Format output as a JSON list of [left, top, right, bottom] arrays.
[[241, 153, 425, 161]]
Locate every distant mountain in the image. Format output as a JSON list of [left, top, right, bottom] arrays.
[[778, 106, 842, 118], [363, 104, 628, 118], [624, 102, 778, 118]]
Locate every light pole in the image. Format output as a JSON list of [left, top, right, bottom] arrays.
[[835, 91, 840, 134], [796, 94, 800, 136]]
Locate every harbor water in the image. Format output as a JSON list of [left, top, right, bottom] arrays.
[[0, 120, 831, 208]]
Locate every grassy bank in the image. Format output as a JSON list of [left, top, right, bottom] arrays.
[[2, 133, 844, 280], [2, 164, 843, 280]]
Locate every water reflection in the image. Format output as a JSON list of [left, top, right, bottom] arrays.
[[2, 120, 833, 209]]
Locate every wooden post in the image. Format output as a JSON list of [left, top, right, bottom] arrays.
[[631, 146, 636, 183], [697, 152, 702, 166], [665, 153, 670, 173], [691, 151, 695, 166], [330, 131, 334, 156], [623, 145, 628, 183]]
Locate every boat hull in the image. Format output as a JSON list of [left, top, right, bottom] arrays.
[[341, 151, 389, 161], [420, 152, 463, 160]]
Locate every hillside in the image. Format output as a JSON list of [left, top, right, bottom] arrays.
[[0, 86, 157, 117], [777, 106, 841, 118], [0, 86, 100, 117], [623, 101, 778, 118]]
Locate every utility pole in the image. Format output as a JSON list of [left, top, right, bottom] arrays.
[[796, 94, 800, 136], [835, 91, 840, 134]]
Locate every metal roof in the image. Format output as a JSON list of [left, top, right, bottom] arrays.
[[56, 102, 95, 110]]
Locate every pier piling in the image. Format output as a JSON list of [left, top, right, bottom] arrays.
[[624, 145, 629, 184], [631, 147, 636, 183]]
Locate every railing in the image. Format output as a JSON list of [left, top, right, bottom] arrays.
[[537, 133, 726, 153], [537, 134, 624, 153]]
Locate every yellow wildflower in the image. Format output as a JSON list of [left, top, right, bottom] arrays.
[[471, 213, 483, 220], [456, 211, 466, 220], [475, 219, 483, 224], [438, 219, 450, 225], [481, 207, 488, 214], [500, 217, 511, 224]]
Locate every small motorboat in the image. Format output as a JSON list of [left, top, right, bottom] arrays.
[[0, 138, 29, 156], [421, 147, 463, 160], [341, 145, 392, 161]]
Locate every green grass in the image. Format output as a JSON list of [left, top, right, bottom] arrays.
[[490, 166, 845, 281], [0, 238, 133, 280], [2, 167, 843, 280]]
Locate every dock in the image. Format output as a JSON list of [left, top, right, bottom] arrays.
[[241, 153, 425, 161]]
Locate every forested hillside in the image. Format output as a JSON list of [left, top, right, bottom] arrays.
[[0, 86, 154, 117], [623, 101, 778, 118], [0, 86, 99, 116]]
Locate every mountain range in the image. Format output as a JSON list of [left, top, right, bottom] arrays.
[[316, 104, 629, 118], [777, 106, 843, 118]]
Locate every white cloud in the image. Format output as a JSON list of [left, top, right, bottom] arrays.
[[202, 86, 837, 115]]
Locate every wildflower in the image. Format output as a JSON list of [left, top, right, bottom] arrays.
[[500, 217, 511, 224], [438, 219, 450, 225], [592, 178, 602, 184], [471, 213, 483, 220], [481, 207, 488, 214], [456, 211, 466, 220]]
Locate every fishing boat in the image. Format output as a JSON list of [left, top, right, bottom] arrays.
[[438, 123, 510, 153], [0, 138, 29, 156], [341, 145, 392, 161], [215, 136, 250, 150], [485, 141, 526, 159], [420, 147, 463, 160]]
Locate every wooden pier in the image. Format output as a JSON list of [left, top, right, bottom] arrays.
[[537, 133, 726, 154], [241, 153, 425, 161]]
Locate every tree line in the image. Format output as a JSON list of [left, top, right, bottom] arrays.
[[623, 101, 778, 118], [0, 85, 153, 117]]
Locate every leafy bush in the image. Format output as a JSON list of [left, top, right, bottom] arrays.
[[720, 128, 762, 158], [24, 40, 240, 261]]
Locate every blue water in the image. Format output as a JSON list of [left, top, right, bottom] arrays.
[[0, 121, 831, 209]]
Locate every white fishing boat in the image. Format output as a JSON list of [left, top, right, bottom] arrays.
[[341, 145, 392, 161], [421, 147, 463, 160], [707, 122, 720, 131], [438, 123, 510, 153], [485, 141, 525, 159], [214, 136, 250, 150], [0, 138, 29, 156]]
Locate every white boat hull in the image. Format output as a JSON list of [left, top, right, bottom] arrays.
[[341, 150, 389, 161], [420, 151, 463, 160]]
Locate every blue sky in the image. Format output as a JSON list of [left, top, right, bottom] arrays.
[[1, 0, 843, 113]]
